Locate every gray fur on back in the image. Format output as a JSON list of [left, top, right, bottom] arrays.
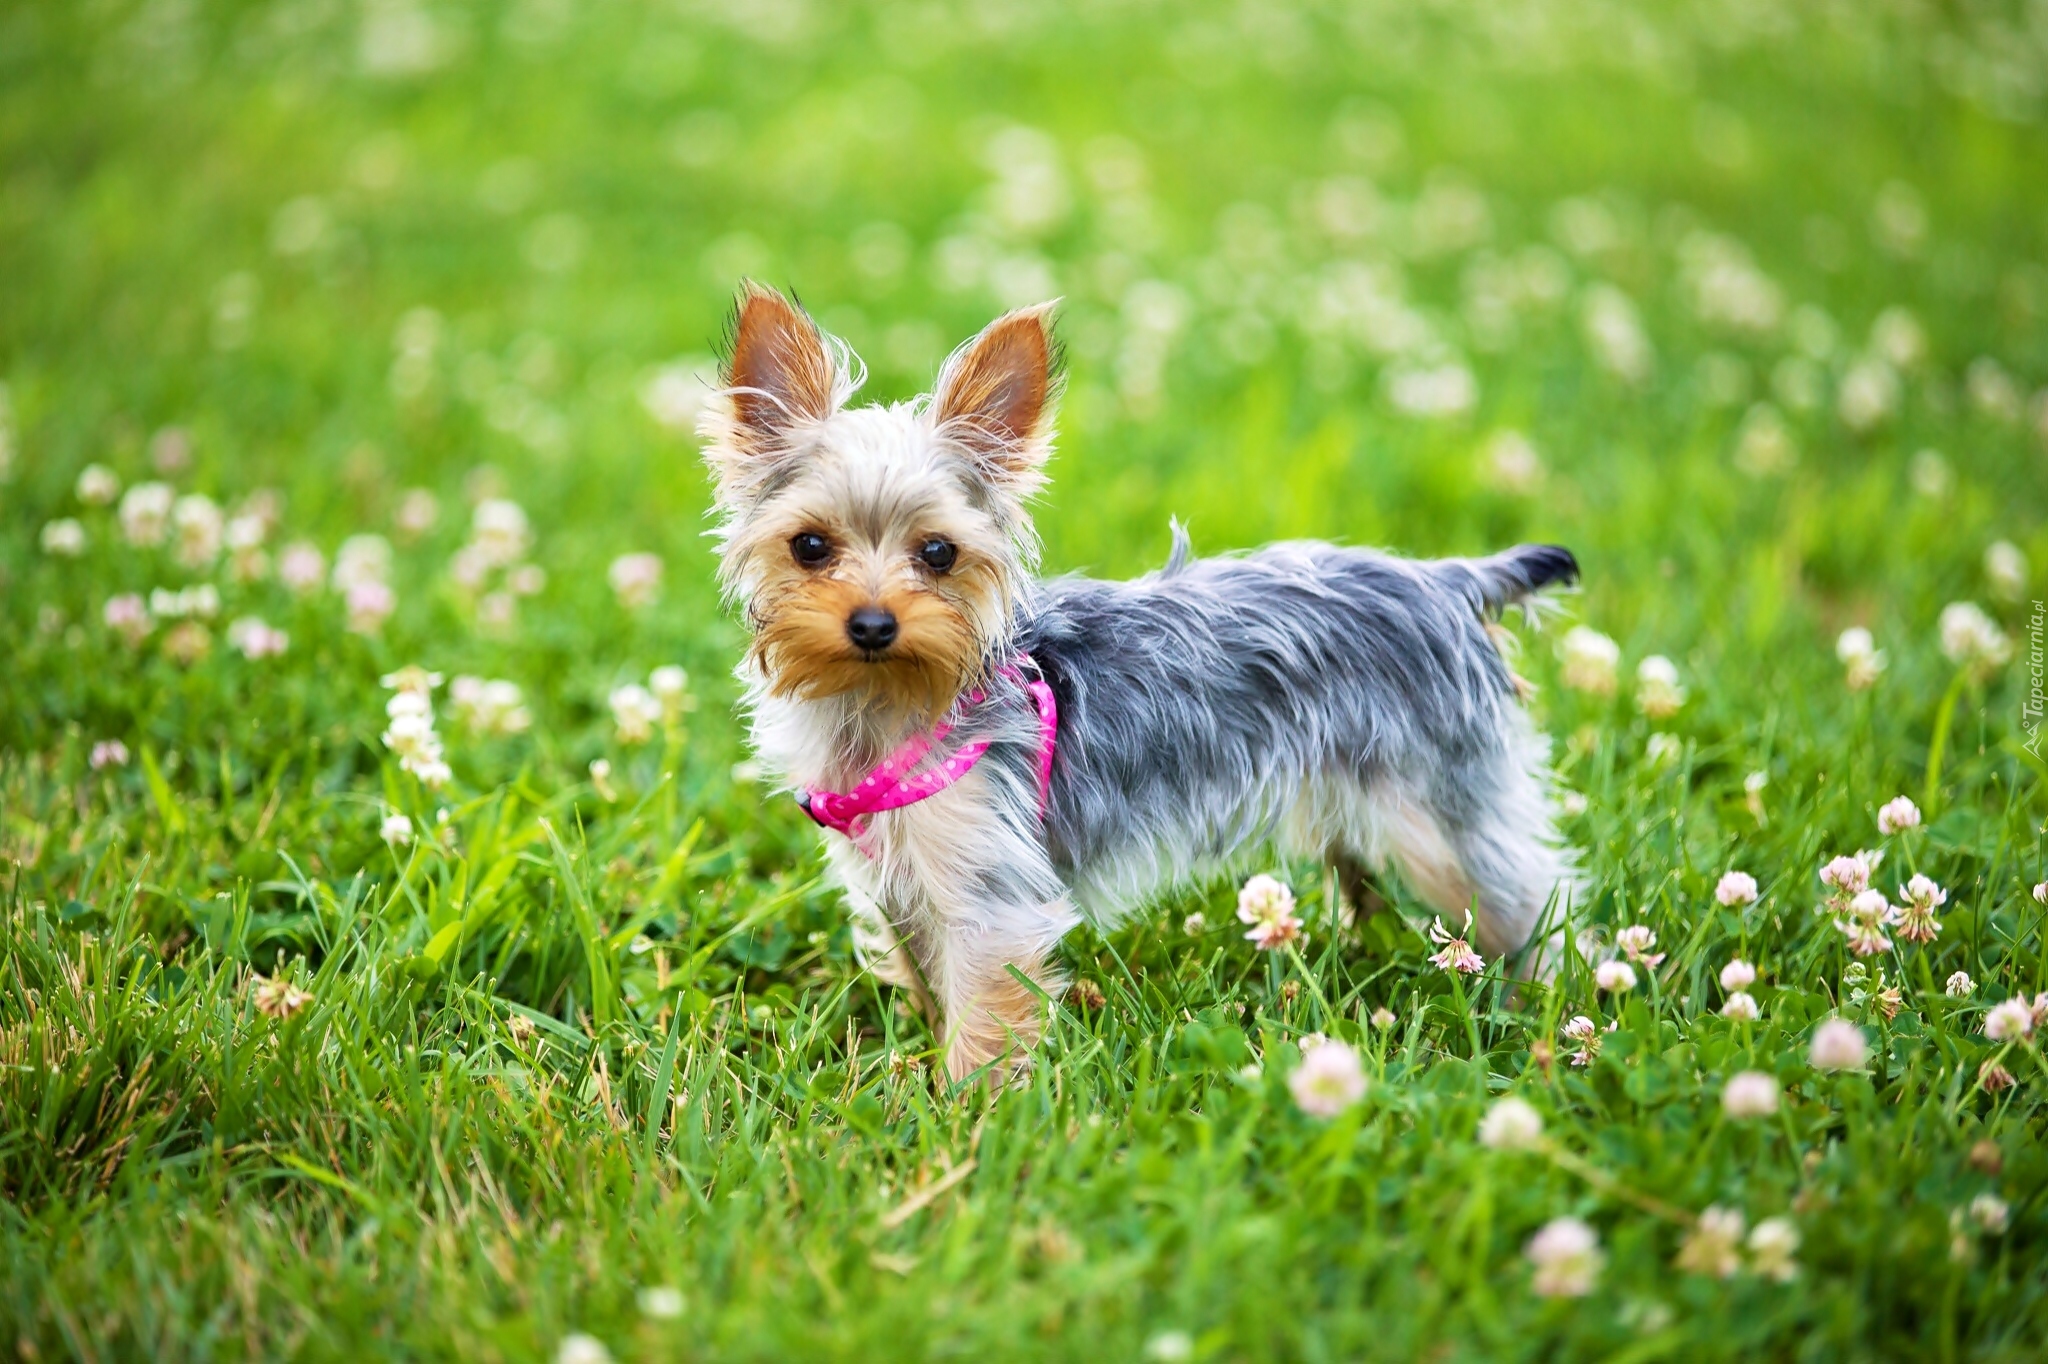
[[985, 537, 1572, 920]]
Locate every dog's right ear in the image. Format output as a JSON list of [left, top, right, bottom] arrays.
[[701, 283, 845, 485]]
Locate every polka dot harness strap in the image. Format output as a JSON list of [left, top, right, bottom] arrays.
[[795, 656, 1058, 847]]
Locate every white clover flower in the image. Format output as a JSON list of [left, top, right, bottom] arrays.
[[1142, 1330, 1193, 1363], [1582, 283, 1652, 384], [1239, 874, 1305, 950], [333, 534, 394, 591], [1370, 1007, 1397, 1030], [1526, 1217, 1603, 1297], [1615, 924, 1664, 967], [251, 975, 313, 1020], [1732, 401, 1797, 476], [75, 463, 121, 505], [40, 519, 86, 556], [224, 513, 267, 553], [1835, 626, 1885, 690], [345, 580, 396, 635], [1644, 732, 1683, 768], [636, 1286, 684, 1321], [118, 481, 175, 546], [1968, 357, 2021, 422], [103, 593, 152, 644], [469, 499, 532, 568], [90, 740, 130, 770], [1810, 1018, 1868, 1071], [1595, 959, 1637, 993], [1721, 990, 1761, 1021], [1984, 541, 2028, 602], [1984, 997, 2035, 1042], [1895, 874, 1947, 944], [381, 814, 414, 845], [1478, 1096, 1545, 1151], [1559, 626, 1620, 696], [555, 1335, 613, 1364], [1715, 871, 1759, 907], [1288, 1038, 1366, 1118], [2036, 883, 2048, 905], [1560, 1015, 1598, 1060], [1946, 971, 1976, 998], [1820, 852, 1876, 898], [150, 585, 220, 620], [1676, 1205, 1746, 1278], [476, 590, 517, 629], [1483, 430, 1543, 493], [1836, 888, 1896, 957], [1747, 1217, 1800, 1281], [1939, 602, 2011, 672], [225, 616, 288, 660], [1635, 655, 1685, 718], [1720, 958, 1758, 992], [449, 543, 493, 591], [1181, 912, 1207, 936], [1969, 1194, 2010, 1235], [381, 666, 443, 697], [649, 664, 691, 721], [395, 487, 440, 538], [1427, 912, 1482, 974], [1911, 448, 1953, 498], [1837, 357, 1899, 431], [608, 552, 664, 609], [1876, 795, 1921, 836], [379, 675, 449, 787], [170, 494, 223, 568], [610, 683, 663, 744], [278, 541, 325, 594], [1384, 361, 1478, 418], [1722, 1070, 1778, 1118], [1871, 306, 1925, 368]]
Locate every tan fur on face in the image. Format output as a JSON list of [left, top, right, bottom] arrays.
[[749, 568, 983, 715], [727, 482, 1013, 721]]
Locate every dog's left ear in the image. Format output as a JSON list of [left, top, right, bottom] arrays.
[[932, 302, 1061, 499]]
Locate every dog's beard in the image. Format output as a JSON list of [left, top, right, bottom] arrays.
[[751, 585, 987, 723]]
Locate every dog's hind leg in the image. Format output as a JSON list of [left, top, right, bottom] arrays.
[[1433, 719, 1584, 971], [1328, 849, 1389, 932]]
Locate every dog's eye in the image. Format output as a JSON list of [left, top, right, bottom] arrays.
[[917, 539, 957, 573], [790, 532, 832, 567]]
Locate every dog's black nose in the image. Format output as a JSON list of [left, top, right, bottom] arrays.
[[846, 606, 898, 652]]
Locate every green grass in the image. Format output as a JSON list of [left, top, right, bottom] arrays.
[[4, 0, 2048, 1358]]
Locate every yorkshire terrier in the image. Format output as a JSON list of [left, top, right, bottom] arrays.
[[703, 282, 1584, 1081]]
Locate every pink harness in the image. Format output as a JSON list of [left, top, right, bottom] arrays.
[[796, 658, 1058, 846]]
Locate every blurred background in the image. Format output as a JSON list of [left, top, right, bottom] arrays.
[[3, 0, 2045, 766]]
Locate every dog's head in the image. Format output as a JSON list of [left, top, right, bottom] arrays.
[[701, 283, 1060, 718]]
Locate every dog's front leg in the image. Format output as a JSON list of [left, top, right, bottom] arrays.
[[931, 899, 1079, 1084], [824, 841, 938, 1024]]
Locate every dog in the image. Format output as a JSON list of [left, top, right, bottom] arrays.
[[702, 282, 1584, 1081]]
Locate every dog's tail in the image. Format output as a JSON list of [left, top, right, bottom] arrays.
[[1435, 544, 1580, 620]]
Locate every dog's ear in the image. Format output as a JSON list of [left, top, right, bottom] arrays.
[[704, 282, 844, 461], [931, 302, 1061, 498]]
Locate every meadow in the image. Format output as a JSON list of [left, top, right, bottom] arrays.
[[4, 0, 2048, 1358]]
